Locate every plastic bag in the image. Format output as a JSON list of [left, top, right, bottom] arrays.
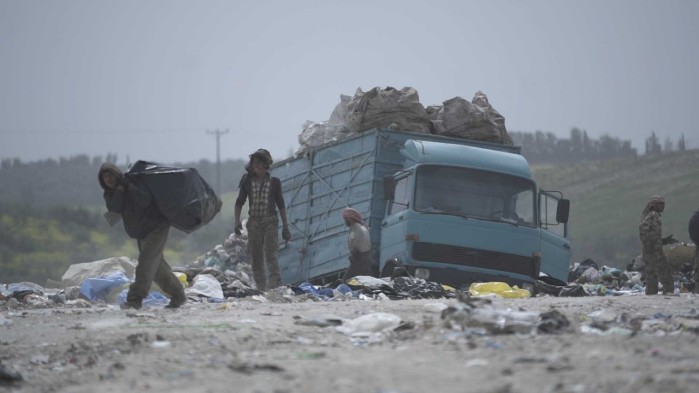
[[185, 274, 224, 300], [125, 161, 222, 233], [117, 289, 169, 307], [174, 272, 189, 288], [336, 312, 402, 336], [79, 272, 131, 301], [468, 282, 531, 299]]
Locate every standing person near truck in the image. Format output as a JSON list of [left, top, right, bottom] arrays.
[[234, 149, 291, 291], [689, 209, 699, 293], [342, 207, 373, 280], [639, 195, 674, 295], [98, 163, 186, 309]]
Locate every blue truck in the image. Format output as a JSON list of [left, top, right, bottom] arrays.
[[271, 129, 570, 289]]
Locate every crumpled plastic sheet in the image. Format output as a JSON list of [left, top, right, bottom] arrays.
[[392, 276, 456, 299], [336, 312, 403, 336], [116, 289, 169, 307], [186, 273, 224, 301], [3, 282, 45, 299], [442, 294, 572, 335], [291, 283, 361, 300], [80, 272, 131, 301], [469, 282, 531, 299]]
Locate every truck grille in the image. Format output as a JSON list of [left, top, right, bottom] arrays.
[[411, 242, 538, 278]]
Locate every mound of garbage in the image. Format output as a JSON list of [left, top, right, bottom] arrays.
[[3, 235, 696, 310], [296, 87, 513, 155]]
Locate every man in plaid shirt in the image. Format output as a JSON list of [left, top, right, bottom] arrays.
[[234, 149, 290, 291]]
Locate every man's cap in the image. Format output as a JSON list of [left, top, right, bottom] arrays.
[[250, 149, 273, 166]]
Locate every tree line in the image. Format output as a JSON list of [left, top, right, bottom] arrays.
[[0, 154, 247, 208], [510, 129, 689, 164]]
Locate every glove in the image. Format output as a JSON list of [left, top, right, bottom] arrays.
[[282, 225, 291, 242], [234, 221, 242, 236], [661, 234, 677, 245]]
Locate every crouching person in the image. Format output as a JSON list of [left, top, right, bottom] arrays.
[[342, 208, 373, 280], [98, 163, 186, 309]]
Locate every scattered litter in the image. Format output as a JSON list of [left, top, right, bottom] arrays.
[[336, 313, 402, 336], [0, 363, 23, 383], [294, 315, 343, 328], [185, 274, 224, 301], [443, 294, 568, 335], [424, 303, 449, 313], [469, 282, 531, 299]]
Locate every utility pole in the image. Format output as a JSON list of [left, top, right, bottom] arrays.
[[206, 129, 229, 194]]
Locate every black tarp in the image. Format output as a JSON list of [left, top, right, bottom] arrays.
[[125, 161, 222, 233], [689, 209, 699, 244]]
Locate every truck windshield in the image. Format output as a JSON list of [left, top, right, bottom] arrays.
[[414, 165, 536, 227]]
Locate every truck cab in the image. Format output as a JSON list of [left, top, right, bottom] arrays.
[[381, 140, 570, 289]]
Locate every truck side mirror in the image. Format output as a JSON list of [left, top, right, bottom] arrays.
[[556, 199, 570, 224], [383, 176, 396, 200]]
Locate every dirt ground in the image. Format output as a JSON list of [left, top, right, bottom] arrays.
[[2, 293, 699, 393]]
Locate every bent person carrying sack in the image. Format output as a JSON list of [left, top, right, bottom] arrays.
[[99, 163, 186, 309]]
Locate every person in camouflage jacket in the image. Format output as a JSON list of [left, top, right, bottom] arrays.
[[688, 209, 699, 293], [639, 195, 674, 295]]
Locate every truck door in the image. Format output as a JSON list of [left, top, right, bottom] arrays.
[[379, 174, 411, 271], [539, 190, 571, 282]]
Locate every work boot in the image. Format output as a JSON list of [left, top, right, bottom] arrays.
[[645, 282, 658, 295], [661, 281, 675, 295], [120, 300, 142, 310], [165, 293, 186, 309]]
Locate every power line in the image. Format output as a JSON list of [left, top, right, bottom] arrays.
[[206, 129, 229, 194], [0, 128, 203, 135]]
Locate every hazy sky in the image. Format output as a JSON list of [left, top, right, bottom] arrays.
[[1, 0, 697, 164]]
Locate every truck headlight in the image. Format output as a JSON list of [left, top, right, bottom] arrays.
[[415, 268, 430, 280]]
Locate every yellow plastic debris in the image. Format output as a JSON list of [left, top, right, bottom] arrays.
[[174, 272, 189, 288], [468, 281, 531, 298]]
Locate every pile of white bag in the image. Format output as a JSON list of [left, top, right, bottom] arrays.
[[296, 87, 512, 155]]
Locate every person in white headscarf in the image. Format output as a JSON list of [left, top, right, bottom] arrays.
[[342, 208, 372, 280]]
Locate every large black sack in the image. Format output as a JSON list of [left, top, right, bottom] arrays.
[[125, 161, 222, 233], [689, 209, 699, 245]]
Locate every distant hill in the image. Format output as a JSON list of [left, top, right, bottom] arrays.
[[0, 155, 247, 208], [532, 149, 699, 268]]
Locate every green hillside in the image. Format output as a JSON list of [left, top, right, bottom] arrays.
[[0, 192, 241, 284], [532, 149, 699, 268]]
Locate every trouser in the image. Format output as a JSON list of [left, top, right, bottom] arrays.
[[642, 245, 674, 295], [127, 222, 185, 305], [343, 250, 373, 281], [247, 216, 281, 291]]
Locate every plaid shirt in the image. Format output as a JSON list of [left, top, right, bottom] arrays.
[[235, 172, 285, 219], [249, 176, 271, 219]]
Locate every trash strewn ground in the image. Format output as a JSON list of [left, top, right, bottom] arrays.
[[2, 293, 699, 393], [2, 230, 699, 392]]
